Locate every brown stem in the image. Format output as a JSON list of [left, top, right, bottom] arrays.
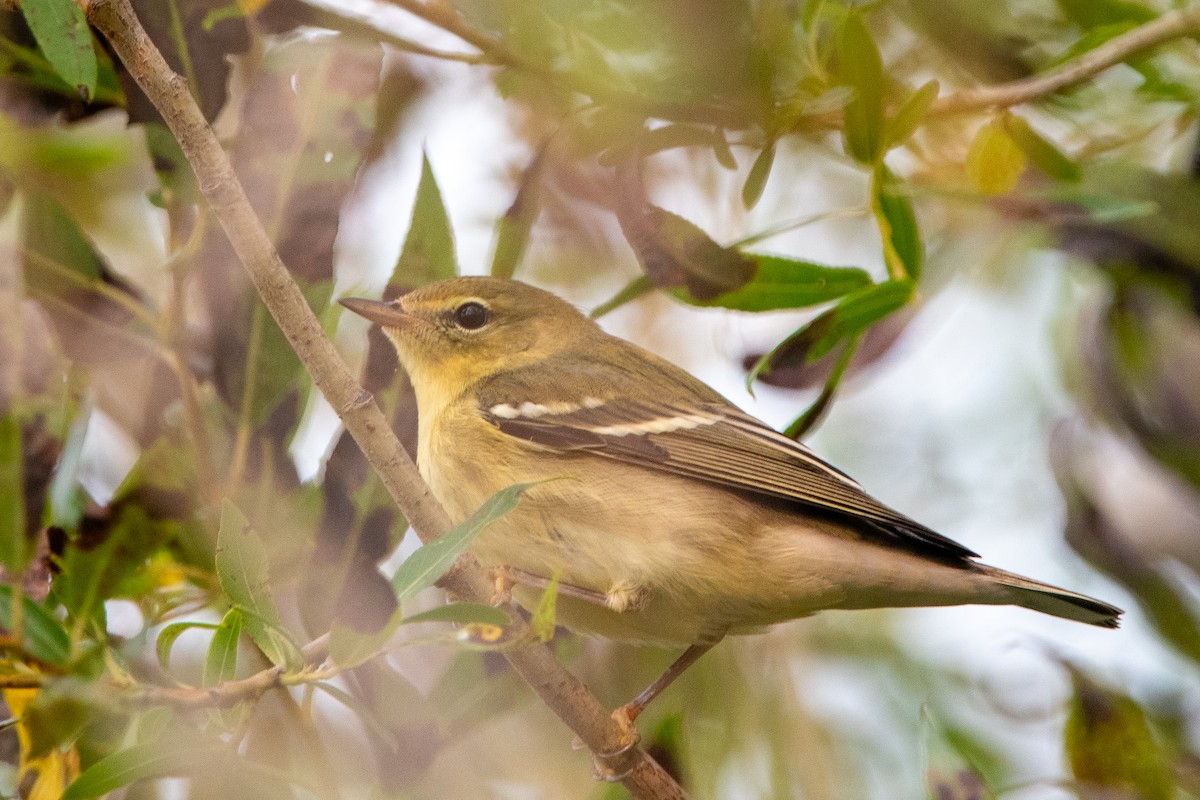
[[119, 635, 329, 709], [86, 0, 685, 796], [382, 0, 1200, 128]]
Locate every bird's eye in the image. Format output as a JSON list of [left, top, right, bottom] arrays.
[[453, 301, 490, 330]]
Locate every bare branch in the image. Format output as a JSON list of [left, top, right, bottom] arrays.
[[85, 0, 686, 796], [933, 7, 1200, 114]]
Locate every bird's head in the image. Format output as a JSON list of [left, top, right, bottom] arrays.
[[340, 277, 600, 391]]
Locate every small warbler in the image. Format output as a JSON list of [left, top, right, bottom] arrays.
[[342, 277, 1120, 723]]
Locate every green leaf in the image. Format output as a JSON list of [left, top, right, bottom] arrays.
[[885, 79, 939, 149], [782, 336, 860, 439], [965, 119, 1027, 195], [836, 12, 885, 164], [872, 165, 923, 280], [391, 482, 535, 601], [749, 280, 914, 386], [530, 572, 559, 642], [312, 682, 404, 750], [21, 189, 106, 301], [392, 152, 458, 286], [820, 280, 914, 352], [239, 614, 303, 670], [19, 0, 97, 101], [1002, 114, 1081, 183], [682, 254, 872, 311], [214, 502, 301, 668], [62, 742, 222, 800], [329, 610, 401, 670], [590, 275, 654, 319], [618, 204, 757, 301], [0, 416, 26, 572], [1065, 672, 1173, 800], [0, 585, 70, 666], [401, 602, 512, 627], [742, 139, 776, 210], [490, 146, 546, 279], [1056, 0, 1154, 29], [47, 409, 89, 530], [711, 129, 737, 170], [202, 609, 242, 688], [215, 501, 280, 626], [156, 621, 218, 672], [24, 678, 108, 758]]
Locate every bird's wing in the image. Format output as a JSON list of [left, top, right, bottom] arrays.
[[479, 393, 978, 562]]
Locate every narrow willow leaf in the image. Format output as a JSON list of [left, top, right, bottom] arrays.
[[490, 145, 546, 279], [391, 483, 535, 601], [872, 165, 923, 280], [639, 124, 728, 156], [62, 743, 221, 800], [1003, 114, 1082, 183], [214, 502, 280, 626], [684, 254, 872, 311], [329, 609, 402, 670], [155, 621, 218, 671], [312, 682, 403, 750], [19, 0, 97, 101], [618, 203, 756, 301], [531, 572, 560, 642], [817, 280, 914, 358], [402, 602, 512, 627], [47, 409, 89, 530], [742, 139, 776, 210], [885, 79, 939, 149], [202, 609, 242, 688], [966, 119, 1027, 195], [0, 416, 26, 572], [240, 613, 303, 670], [214, 503, 301, 668], [0, 585, 70, 666], [782, 336, 860, 439], [590, 275, 654, 319], [749, 280, 913, 386], [392, 151, 458, 286], [836, 12, 885, 164], [711, 129, 737, 170]]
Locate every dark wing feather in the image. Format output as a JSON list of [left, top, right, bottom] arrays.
[[482, 395, 979, 561]]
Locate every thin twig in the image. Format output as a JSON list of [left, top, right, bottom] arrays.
[[85, 1, 686, 796], [380, 0, 1200, 128], [122, 634, 331, 709], [932, 6, 1200, 114]]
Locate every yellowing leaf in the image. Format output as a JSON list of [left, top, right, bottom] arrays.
[[4, 689, 80, 800], [531, 571, 560, 642], [966, 120, 1027, 195]]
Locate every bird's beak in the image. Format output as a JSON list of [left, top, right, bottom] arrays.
[[339, 297, 410, 328]]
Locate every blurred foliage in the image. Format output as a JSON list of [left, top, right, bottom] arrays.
[[1, 0, 1199, 798]]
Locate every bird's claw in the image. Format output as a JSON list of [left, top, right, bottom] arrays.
[[590, 705, 642, 781], [488, 566, 517, 606]]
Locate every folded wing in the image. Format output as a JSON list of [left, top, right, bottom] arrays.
[[481, 394, 979, 562]]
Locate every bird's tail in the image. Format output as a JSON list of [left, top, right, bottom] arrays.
[[976, 564, 1122, 628]]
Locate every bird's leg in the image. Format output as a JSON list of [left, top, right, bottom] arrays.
[[608, 643, 715, 751], [489, 566, 649, 612]]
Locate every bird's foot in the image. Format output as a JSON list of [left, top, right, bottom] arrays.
[[488, 566, 517, 606], [588, 705, 643, 782]]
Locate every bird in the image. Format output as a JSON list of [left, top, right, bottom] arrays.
[[340, 276, 1121, 732]]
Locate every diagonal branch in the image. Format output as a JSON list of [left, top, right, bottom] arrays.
[[85, 0, 686, 797], [932, 6, 1200, 114]]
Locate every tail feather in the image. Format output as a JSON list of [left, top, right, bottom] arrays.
[[976, 565, 1122, 628]]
